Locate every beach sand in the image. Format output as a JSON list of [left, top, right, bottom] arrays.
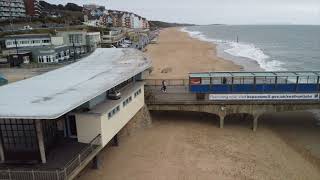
[[78, 28, 320, 180], [78, 112, 320, 180], [145, 28, 241, 79]]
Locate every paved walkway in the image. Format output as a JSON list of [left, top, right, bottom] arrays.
[[145, 85, 320, 105]]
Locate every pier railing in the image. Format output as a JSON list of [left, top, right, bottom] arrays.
[[145, 79, 189, 86], [0, 134, 102, 180]]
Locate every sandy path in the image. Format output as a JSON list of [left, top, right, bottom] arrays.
[[78, 112, 320, 180], [145, 28, 241, 79]]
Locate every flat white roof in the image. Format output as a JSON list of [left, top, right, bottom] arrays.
[[0, 48, 151, 119]]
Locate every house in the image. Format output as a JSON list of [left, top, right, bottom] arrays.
[[0, 48, 151, 180]]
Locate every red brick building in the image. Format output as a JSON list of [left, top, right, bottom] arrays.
[[24, 0, 41, 17]]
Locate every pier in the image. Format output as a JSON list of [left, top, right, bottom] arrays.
[[145, 78, 320, 131]]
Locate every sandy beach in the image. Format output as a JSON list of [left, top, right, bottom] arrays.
[[77, 28, 320, 180], [78, 112, 320, 180], [145, 28, 241, 79]]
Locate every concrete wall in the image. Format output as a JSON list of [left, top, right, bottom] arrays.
[[100, 85, 145, 146], [75, 84, 145, 145], [76, 113, 102, 143], [119, 104, 152, 137], [51, 37, 64, 46]]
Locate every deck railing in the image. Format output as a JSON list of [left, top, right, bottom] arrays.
[[144, 79, 189, 86], [0, 134, 102, 180]]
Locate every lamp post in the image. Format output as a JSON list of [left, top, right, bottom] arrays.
[[9, 0, 19, 61], [73, 42, 76, 61]]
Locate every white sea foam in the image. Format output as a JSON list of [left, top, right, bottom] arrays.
[[180, 27, 286, 71]]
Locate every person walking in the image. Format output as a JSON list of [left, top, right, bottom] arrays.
[[161, 80, 167, 92]]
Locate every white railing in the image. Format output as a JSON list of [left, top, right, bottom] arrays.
[[144, 79, 189, 86]]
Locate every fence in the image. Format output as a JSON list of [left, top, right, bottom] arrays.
[[144, 79, 189, 86], [0, 134, 102, 180]]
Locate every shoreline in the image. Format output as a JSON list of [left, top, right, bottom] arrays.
[[181, 27, 264, 72], [145, 27, 242, 80]]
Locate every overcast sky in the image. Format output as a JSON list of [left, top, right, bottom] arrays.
[[45, 0, 320, 25]]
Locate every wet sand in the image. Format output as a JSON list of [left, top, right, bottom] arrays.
[[145, 28, 241, 79], [78, 112, 320, 180]]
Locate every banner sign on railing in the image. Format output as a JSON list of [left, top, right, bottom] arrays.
[[209, 93, 320, 100]]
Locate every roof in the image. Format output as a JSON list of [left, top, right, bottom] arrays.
[[190, 71, 320, 78], [0, 48, 151, 120], [4, 34, 51, 39]]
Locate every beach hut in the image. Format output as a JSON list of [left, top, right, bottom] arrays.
[[0, 73, 8, 86]]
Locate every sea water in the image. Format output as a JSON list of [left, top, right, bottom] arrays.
[[182, 25, 320, 71]]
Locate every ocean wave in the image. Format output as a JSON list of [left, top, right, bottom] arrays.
[[180, 27, 286, 71]]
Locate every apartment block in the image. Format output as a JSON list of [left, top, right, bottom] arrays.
[[0, 0, 26, 20]]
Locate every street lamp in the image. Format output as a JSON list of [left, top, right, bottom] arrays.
[[73, 42, 76, 61]]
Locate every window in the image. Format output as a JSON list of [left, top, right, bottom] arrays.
[[277, 77, 296, 84], [134, 89, 142, 98], [256, 77, 276, 84], [231, 77, 254, 84], [211, 77, 232, 85], [0, 119, 38, 152], [20, 40, 29, 45], [123, 96, 133, 107], [201, 78, 210, 85], [69, 34, 83, 44], [38, 56, 44, 63], [299, 76, 317, 84], [42, 39, 50, 43], [108, 105, 121, 119]]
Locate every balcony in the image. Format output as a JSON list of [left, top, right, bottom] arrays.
[[0, 135, 102, 180], [101, 33, 125, 44]]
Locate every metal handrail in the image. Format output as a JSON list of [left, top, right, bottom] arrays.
[[144, 79, 189, 86], [0, 134, 102, 180]]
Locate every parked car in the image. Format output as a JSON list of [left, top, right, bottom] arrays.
[[120, 43, 130, 48], [124, 40, 132, 44], [107, 91, 121, 100], [21, 25, 33, 31]]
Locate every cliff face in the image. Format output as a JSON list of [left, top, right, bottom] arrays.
[[149, 21, 195, 29]]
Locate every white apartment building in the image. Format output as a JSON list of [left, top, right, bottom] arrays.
[[0, 0, 26, 20]]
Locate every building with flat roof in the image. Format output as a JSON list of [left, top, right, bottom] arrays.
[[101, 28, 125, 47], [2, 34, 70, 65], [56, 30, 101, 56], [3, 34, 54, 49], [0, 48, 151, 179]]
